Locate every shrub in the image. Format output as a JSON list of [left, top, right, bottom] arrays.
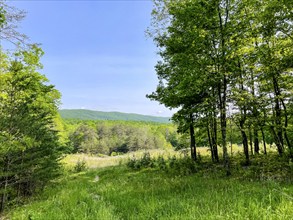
[[126, 156, 138, 169], [127, 152, 198, 176], [156, 156, 167, 170], [74, 159, 88, 172], [140, 152, 153, 168]]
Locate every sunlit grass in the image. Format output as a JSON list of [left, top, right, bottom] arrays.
[[8, 165, 293, 220], [62, 149, 180, 169], [62, 148, 213, 170], [62, 144, 278, 170], [6, 146, 289, 220]]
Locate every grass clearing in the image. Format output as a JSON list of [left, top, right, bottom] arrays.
[[62, 147, 225, 170], [62, 149, 180, 170], [7, 154, 293, 220]]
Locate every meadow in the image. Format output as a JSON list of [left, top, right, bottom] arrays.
[[5, 149, 293, 220]]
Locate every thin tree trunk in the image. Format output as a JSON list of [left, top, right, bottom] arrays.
[[216, 0, 230, 175], [249, 125, 253, 156], [250, 69, 259, 155], [229, 119, 233, 157], [254, 128, 259, 154], [207, 123, 214, 162], [272, 75, 284, 155], [240, 115, 249, 165], [212, 90, 219, 162], [280, 98, 292, 155], [261, 127, 267, 155], [189, 114, 196, 161], [218, 81, 230, 175]]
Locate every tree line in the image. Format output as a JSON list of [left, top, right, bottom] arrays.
[[147, 0, 293, 174], [0, 3, 63, 212], [63, 120, 180, 155]]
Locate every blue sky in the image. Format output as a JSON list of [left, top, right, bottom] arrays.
[[5, 0, 174, 117]]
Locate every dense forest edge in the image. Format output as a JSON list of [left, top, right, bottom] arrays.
[[146, 0, 293, 172], [1, 0, 293, 218]]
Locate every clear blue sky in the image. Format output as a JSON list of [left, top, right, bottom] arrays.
[[5, 0, 174, 117]]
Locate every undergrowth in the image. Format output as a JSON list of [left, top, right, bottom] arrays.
[[127, 152, 293, 182]]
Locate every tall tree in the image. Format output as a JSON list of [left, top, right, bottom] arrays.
[[256, 0, 293, 155], [148, 0, 235, 173], [0, 45, 62, 212]]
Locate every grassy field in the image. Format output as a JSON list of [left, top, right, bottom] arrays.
[[61, 147, 238, 169], [5, 150, 293, 220], [61, 149, 180, 170]]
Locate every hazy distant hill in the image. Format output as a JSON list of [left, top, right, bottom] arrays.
[[59, 109, 171, 123]]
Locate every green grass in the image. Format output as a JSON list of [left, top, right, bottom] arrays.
[[61, 149, 179, 170], [61, 148, 220, 170], [6, 159, 293, 220]]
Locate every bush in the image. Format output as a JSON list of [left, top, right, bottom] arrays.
[[74, 159, 88, 172], [140, 152, 153, 167], [126, 152, 155, 170], [111, 152, 120, 156], [168, 155, 197, 175], [126, 152, 198, 176], [126, 156, 138, 169], [156, 156, 167, 170]]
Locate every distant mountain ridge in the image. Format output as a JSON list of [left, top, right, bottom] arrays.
[[59, 109, 171, 123]]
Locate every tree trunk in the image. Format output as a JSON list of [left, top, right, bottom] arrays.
[[218, 81, 230, 175], [248, 125, 253, 156], [229, 119, 233, 157], [261, 127, 267, 155], [216, 0, 230, 175], [240, 116, 249, 165], [212, 90, 219, 162], [280, 98, 292, 156], [254, 128, 259, 154], [250, 70, 259, 155], [272, 76, 284, 155], [207, 123, 214, 162], [189, 114, 196, 161]]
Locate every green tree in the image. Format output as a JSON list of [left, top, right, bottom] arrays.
[[148, 0, 235, 173], [148, 0, 293, 169], [69, 124, 98, 154], [0, 45, 62, 212], [257, 0, 293, 155]]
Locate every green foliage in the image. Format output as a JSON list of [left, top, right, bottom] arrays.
[[73, 159, 88, 173], [127, 152, 198, 176], [65, 120, 177, 155], [0, 46, 63, 212], [0, 5, 6, 28], [127, 153, 154, 170], [166, 130, 189, 150], [110, 151, 122, 156], [148, 0, 293, 167]]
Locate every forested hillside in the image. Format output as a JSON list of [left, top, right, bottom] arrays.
[[59, 109, 170, 123]]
